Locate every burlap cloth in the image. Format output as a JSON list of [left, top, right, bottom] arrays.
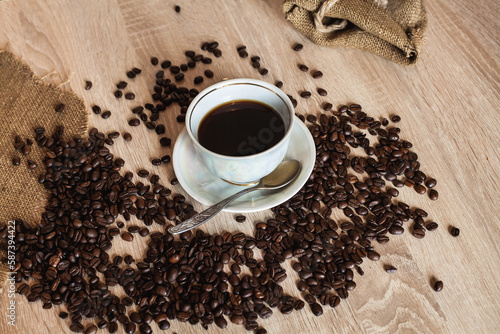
[[283, 0, 428, 65], [0, 50, 88, 292]]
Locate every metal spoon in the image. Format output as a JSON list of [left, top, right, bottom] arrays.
[[168, 160, 301, 235]]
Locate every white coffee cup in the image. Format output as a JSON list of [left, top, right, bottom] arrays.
[[185, 78, 295, 185]]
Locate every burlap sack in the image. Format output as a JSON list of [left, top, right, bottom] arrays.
[[0, 50, 88, 292], [283, 0, 428, 65]]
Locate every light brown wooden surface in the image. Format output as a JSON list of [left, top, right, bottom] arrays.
[[1, 0, 499, 333]]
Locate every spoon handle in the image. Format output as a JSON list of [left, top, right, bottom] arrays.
[[168, 186, 258, 235]]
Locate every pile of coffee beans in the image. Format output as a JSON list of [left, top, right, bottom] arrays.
[[2, 39, 452, 334]]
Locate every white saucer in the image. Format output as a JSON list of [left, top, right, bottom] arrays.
[[172, 117, 316, 213]]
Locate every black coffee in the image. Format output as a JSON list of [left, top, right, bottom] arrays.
[[198, 100, 285, 156]]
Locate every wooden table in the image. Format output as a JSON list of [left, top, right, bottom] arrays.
[[1, 0, 499, 333]]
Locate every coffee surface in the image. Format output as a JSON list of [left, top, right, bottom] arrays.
[[198, 100, 285, 156]]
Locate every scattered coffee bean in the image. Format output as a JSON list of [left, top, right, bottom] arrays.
[[150, 57, 158, 65], [85, 81, 92, 90], [123, 132, 132, 141], [125, 92, 135, 100], [426, 222, 439, 231], [121, 232, 133, 242], [275, 81, 283, 88], [161, 60, 171, 69], [12, 157, 20, 166], [425, 178, 437, 188], [299, 64, 309, 72], [161, 155, 170, 163], [259, 68, 268, 76], [429, 189, 439, 200], [114, 90, 123, 98], [450, 227, 460, 237], [310, 303, 323, 316], [238, 50, 248, 58], [414, 184, 426, 194], [433, 280, 444, 292], [385, 265, 397, 273], [300, 91, 312, 98], [127, 71, 136, 78], [101, 110, 111, 119], [391, 115, 401, 123], [311, 70, 323, 78], [235, 215, 246, 223], [317, 88, 327, 96], [117, 81, 127, 89], [128, 118, 140, 126], [160, 137, 171, 147], [174, 5, 180, 13], [138, 169, 150, 178], [152, 158, 161, 166], [293, 43, 303, 51], [194, 76, 203, 84], [204, 70, 214, 78]]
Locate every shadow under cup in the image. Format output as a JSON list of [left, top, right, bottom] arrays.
[[186, 79, 295, 185]]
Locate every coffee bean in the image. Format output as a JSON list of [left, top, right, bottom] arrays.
[[12, 157, 20, 166], [300, 91, 312, 98], [426, 222, 439, 231], [125, 92, 135, 100], [128, 118, 140, 126], [310, 303, 323, 316], [299, 64, 309, 72], [433, 280, 443, 292], [117, 81, 128, 89], [425, 178, 437, 188], [391, 115, 401, 123], [413, 227, 426, 239], [323, 103, 332, 111], [114, 90, 123, 98], [138, 169, 150, 178], [385, 265, 397, 273], [121, 232, 133, 242], [450, 227, 460, 237], [317, 88, 327, 96], [174, 5, 180, 12], [230, 315, 244, 325], [101, 110, 111, 119], [238, 50, 248, 58], [215, 316, 227, 329], [84, 325, 97, 334], [213, 49, 222, 57], [160, 137, 171, 146], [132, 67, 142, 74], [275, 81, 283, 88], [176, 114, 185, 123], [27, 160, 37, 169], [161, 60, 171, 69], [151, 57, 159, 65], [367, 251, 380, 261], [293, 43, 303, 51], [92, 105, 101, 114], [123, 133, 132, 141], [161, 155, 171, 163], [204, 70, 214, 78], [127, 71, 136, 78], [259, 68, 268, 76], [312, 71, 323, 78], [55, 103, 65, 113], [85, 81, 92, 90], [429, 189, 439, 200], [194, 76, 203, 84], [414, 184, 426, 194], [235, 215, 246, 223], [152, 159, 161, 166]]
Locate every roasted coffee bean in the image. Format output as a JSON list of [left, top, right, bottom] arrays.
[[121, 232, 133, 242], [161, 155, 171, 163], [152, 158, 161, 166], [174, 5, 180, 12], [128, 118, 140, 126], [125, 92, 135, 100], [300, 91, 312, 98], [176, 114, 185, 123], [123, 132, 132, 141], [433, 280, 443, 292], [413, 228, 426, 239], [160, 137, 171, 147], [114, 90, 123, 98], [84, 325, 97, 334], [310, 303, 323, 316], [299, 64, 309, 72], [117, 81, 128, 89], [311, 70, 323, 78], [12, 156, 20, 166], [127, 71, 136, 78], [429, 189, 439, 200], [204, 69, 214, 78], [275, 81, 283, 88], [27, 160, 37, 169], [235, 215, 246, 223], [391, 115, 401, 123], [385, 265, 397, 273], [425, 178, 437, 188], [323, 103, 332, 111], [414, 184, 426, 194], [138, 169, 150, 178], [85, 81, 92, 90], [293, 43, 303, 51], [450, 227, 460, 237], [426, 222, 439, 231], [150, 57, 159, 65], [238, 50, 248, 58], [101, 110, 111, 119], [161, 60, 171, 68], [259, 68, 268, 76], [367, 251, 380, 261], [194, 76, 204, 84], [92, 105, 101, 114], [317, 88, 327, 96]]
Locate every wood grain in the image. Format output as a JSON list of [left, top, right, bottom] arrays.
[[0, 0, 499, 333]]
